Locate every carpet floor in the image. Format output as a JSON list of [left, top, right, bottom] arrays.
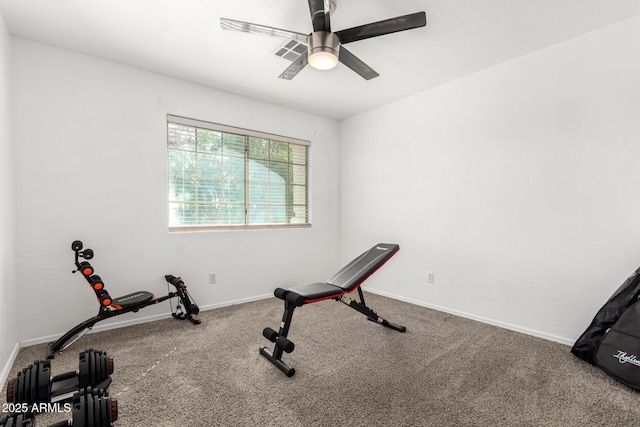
[[5, 293, 640, 426]]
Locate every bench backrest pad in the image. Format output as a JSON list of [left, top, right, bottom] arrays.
[[326, 243, 399, 292]]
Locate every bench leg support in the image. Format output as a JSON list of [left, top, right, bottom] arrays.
[[259, 300, 297, 377], [258, 347, 295, 377], [341, 288, 406, 332]]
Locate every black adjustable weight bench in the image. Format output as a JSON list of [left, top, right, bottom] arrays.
[[259, 243, 405, 377]]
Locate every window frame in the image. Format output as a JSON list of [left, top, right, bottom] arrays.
[[166, 114, 311, 232]]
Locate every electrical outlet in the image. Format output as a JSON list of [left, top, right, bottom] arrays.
[[428, 272, 435, 284], [209, 272, 217, 284]]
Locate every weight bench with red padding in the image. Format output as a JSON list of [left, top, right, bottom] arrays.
[[259, 243, 406, 377]]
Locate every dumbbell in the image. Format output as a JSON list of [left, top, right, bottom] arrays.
[[0, 412, 32, 427], [7, 350, 113, 407], [0, 388, 118, 427], [49, 388, 118, 427]]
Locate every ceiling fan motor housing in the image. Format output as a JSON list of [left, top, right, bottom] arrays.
[[307, 31, 340, 70]]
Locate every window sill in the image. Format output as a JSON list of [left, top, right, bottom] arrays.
[[168, 223, 312, 232]]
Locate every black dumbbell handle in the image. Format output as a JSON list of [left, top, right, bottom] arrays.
[[51, 371, 77, 383]]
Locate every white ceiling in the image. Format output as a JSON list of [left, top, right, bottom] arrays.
[[2, 0, 640, 120]]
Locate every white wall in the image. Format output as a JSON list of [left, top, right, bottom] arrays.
[[12, 39, 340, 343], [10, 11, 640, 357], [339, 16, 640, 344], [0, 9, 17, 379]]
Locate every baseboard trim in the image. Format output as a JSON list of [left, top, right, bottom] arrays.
[[17, 288, 575, 354], [20, 289, 575, 354], [0, 341, 21, 387], [364, 287, 575, 347], [20, 293, 274, 348]]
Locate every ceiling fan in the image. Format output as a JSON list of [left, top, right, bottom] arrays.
[[220, 0, 427, 80]]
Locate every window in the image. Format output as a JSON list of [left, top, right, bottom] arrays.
[[167, 115, 310, 231]]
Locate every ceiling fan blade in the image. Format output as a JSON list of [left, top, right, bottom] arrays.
[[338, 46, 379, 80], [308, 0, 331, 32], [279, 49, 309, 80], [335, 11, 426, 44], [220, 18, 308, 44]]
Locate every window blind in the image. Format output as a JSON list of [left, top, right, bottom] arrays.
[[167, 115, 310, 231]]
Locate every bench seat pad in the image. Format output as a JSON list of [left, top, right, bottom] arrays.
[[287, 282, 343, 302], [111, 291, 154, 310]]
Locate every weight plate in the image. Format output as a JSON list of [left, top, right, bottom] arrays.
[[95, 351, 102, 385], [86, 350, 94, 386], [78, 351, 90, 387], [96, 353, 102, 382], [23, 364, 31, 404], [100, 354, 107, 382], [37, 360, 50, 403], [86, 394, 94, 427], [86, 350, 93, 386], [93, 394, 102, 427], [30, 362, 37, 404], [16, 370, 24, 404], [99, 395, 107, 427], [74, 395, 86, 427], [94, 352, 101, 382], [99, 396, 108, 427], [91, 350, 98, 386]]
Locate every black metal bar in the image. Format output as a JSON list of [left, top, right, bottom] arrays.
[[340, 293, 406, 333], [47, 294, 177, 357], [258, 347, 295, 377], [357, 286, 366, 305], [366, 317, 407, 332], [260, 300, 297, 375], [274, 300, 296, 360]]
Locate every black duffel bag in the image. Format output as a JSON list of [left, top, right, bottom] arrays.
[[594, 299, 640, 390], [572, 265, 640, 390]]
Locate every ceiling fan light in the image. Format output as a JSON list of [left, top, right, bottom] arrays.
[[307, 32, 340, 71], [309, 50, 339, 70]]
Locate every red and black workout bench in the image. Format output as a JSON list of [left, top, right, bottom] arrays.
[[259, 243, 406, 377]]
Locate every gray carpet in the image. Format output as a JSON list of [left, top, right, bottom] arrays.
[[5, 293, 640, 426]]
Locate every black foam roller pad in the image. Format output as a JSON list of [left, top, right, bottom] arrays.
[[273, 288, 289, 300]]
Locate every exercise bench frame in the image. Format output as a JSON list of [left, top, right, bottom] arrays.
[[259, 243, 405, 377], [47, 240, 200, 358]]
